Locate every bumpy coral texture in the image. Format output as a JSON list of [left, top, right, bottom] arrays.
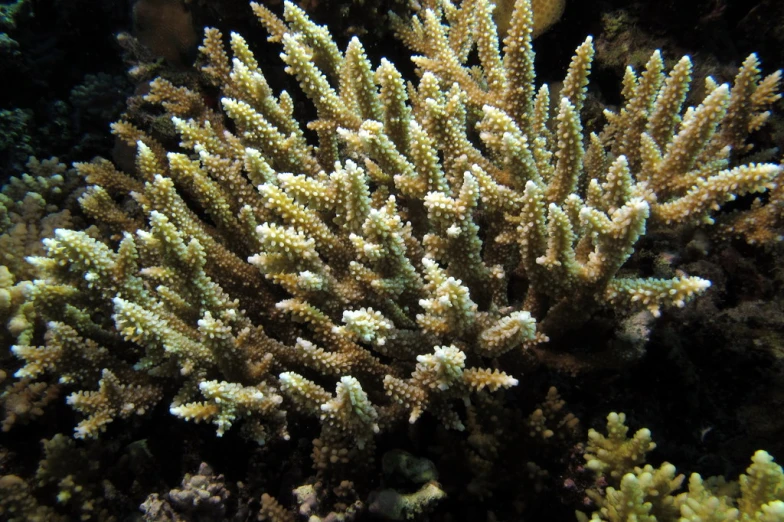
[[8, 0, 782, 499], [531, 0, 565, 36], [578, 413, 784, 521], [492, 0, 565, 39]]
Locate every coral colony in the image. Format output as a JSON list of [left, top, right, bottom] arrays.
[[1, 0, 783, 519]]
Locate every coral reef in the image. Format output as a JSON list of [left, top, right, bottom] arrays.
[[1, 0, 783, 519]]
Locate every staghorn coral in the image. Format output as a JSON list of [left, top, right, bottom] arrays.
[[4, 0, 783, 518], [0, 158, 88, 431], [1, 433, 135, 521], [34, 434, 118, 520], [527, 385, 581, 441], [0, 377, 59, 432], [0, 157, 83, 280], [0, 157, 85, 345], [454, 385, 581, 499]]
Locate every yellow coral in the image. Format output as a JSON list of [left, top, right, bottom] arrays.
[[494, 0, 566, 39]]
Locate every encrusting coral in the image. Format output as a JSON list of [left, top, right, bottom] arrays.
[[3, 0, 783, 518]]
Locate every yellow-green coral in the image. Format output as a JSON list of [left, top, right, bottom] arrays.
[[578, 414, 784, 522], [584, 412, 657, 481]]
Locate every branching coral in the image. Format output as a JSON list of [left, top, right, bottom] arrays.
[[577, 413, 784, 522], [0, 157, 84, 345], [5, 0, 782, 518]]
